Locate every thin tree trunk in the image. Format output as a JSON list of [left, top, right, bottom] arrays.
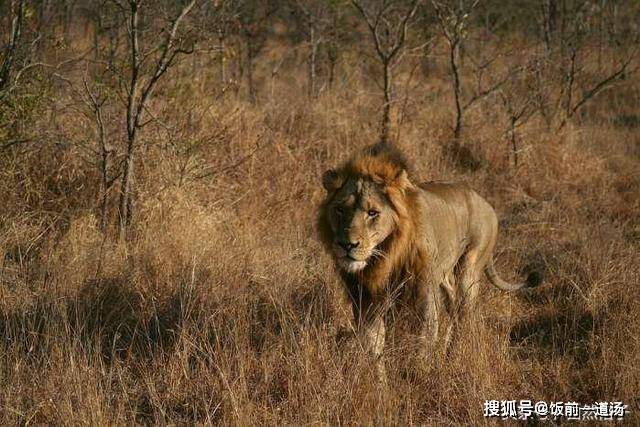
[[234, 40, 243, 97], [542, 0, 557, 55], [381, 60, 392, 143], [118, 1, 140, 240], [62, 0, 74, 44], [510, 116, 518, 168], [247, 57, 255, 102], [421, 43, 431, 77], [218, 30, 226, 85], [449, 40, 463, 140], [328, 52, 336, 89], [246, 38, 256, 103], [308, 25, 317, 98], [118, 139, 134, 239], [36, 0, 51, 55], [99, 158, 109, 232], [94, 106, 109, 232], [565, 46, 577, 119], [0, 0, 25, 91], [93, 16, 100, 61]]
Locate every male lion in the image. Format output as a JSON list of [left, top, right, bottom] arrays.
[[318, 143, 538, 365]]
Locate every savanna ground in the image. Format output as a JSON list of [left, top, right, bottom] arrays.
[[1, 4, 640, 425]]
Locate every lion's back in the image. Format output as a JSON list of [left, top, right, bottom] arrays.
[[417, 181, 477, 213], [416, 180, 498, 245], [418, 181, 494, 214]]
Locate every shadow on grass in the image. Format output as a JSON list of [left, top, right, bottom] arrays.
[[509, 307, 595, 361], [0, 275, 190, 362]]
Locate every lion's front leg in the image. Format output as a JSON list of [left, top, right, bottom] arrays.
[[358, 312, 385, 356], [417, 283, 439, 355], [362, 314, 386, 381], [351, 296, 387, 382]]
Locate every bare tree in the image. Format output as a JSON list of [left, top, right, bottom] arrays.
[[557, 4, 638, 129], [559, 43, 637, 129], [531, 0, 639, 129], [83, 77, 114, 232], [197, 0, 237, 87], [352, 0, 421, 143], [54, 68, 117, 232], [433, 0, 525, 142], [497, 68, 537, 168], [236, 0, 277, 103], [0, 0, 26, 92], [287, 1, 350, 94], [540, 0, 558, 54], [292, 1, 332, 99], [112, 0, 197, 239], [432, 0, 476, 140], [324, 5, 347, 90]]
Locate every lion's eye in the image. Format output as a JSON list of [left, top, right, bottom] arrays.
[[368, 210, 379, 218], [334, 206, 344, 215]]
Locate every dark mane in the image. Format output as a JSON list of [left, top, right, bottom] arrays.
[[362, 142, 410, 172], [341, 142, 412, 186]]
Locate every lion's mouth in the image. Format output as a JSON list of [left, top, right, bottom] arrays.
[[332, 243, 369, 272], [337, 254, 368, 273]]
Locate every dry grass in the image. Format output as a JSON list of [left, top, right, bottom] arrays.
[[1, 32, 639, 425]]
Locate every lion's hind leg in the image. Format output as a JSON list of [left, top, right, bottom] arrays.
[[456, 238, 495, 318]]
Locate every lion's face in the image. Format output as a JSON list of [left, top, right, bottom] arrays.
[[323, 174, 398, 273]]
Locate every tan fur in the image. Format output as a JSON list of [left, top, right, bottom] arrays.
[[318, 144, 537, 363]]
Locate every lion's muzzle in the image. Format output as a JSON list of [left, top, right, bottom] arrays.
[[332, 240, 369, 273]]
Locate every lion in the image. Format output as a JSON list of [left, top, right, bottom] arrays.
[[317, 143, 539, 367]]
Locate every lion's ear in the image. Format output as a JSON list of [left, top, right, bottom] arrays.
[[322, 169, 343, 192], [393, 169, 413, 192]]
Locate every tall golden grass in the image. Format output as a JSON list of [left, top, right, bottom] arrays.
[[0, 30, 639, 424]]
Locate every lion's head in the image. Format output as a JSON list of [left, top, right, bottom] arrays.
[[318, 143, 415, 274]]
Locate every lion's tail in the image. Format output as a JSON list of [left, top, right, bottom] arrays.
[[484, 260, 541, 291]]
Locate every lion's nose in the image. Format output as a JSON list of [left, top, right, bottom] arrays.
[[339, 240, 360, 252]]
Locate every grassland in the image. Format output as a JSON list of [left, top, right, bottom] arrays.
[[0, 28, 639, 424]]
